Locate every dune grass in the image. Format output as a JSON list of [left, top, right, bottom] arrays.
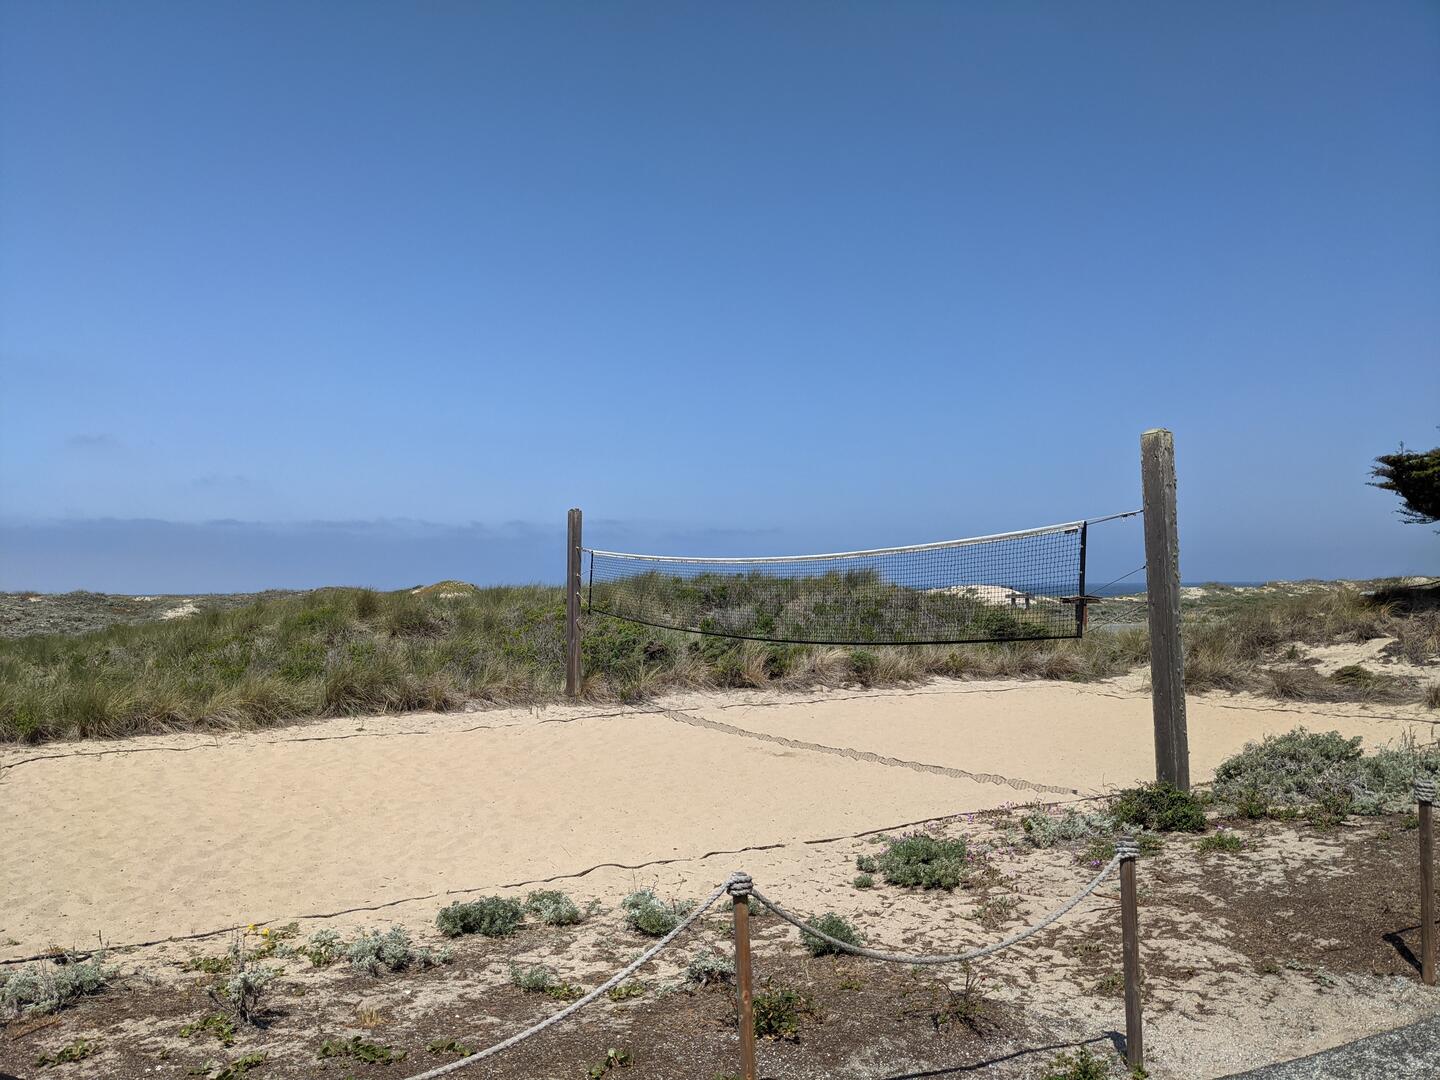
[[0, 580, 1434, 744]]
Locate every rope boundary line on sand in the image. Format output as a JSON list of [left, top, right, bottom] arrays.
[[660, 707, 1082, 796], [397, 851, 1132, 1080]]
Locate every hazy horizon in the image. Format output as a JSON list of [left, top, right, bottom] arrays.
[[2, 505, 1434, 594]]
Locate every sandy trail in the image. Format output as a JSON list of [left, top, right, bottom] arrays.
[[1, 678, 1429, 957]]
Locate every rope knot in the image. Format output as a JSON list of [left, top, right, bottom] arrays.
[[726, 871, 753, 898], [1416, 777, 1437, 804], [1114, 835, 1141, 861]]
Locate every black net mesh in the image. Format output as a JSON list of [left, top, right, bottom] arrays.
[[585, 522, 1087, 645]]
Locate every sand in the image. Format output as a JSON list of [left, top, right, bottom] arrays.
[[2, 677, 1431, 958]]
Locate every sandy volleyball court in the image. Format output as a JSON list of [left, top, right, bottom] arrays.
[[2, 677, 1430, 959]]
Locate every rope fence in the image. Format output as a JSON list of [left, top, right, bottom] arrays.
[[750, 851, 1124, 966], [399, 842, 1146, 1080], [402, 882, 730, 1080]]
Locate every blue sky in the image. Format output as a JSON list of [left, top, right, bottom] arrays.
[[2, 1, 1436, 592]]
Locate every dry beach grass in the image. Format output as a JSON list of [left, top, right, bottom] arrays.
[[1, 578, 1436, 743]]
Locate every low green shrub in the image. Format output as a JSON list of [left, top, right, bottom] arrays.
[[317, 1036, 405, 1064], [427, 1039, 473, 1058], [801, 913, 862, 957], [686, 949, 735, 986], [510, 963, 557, 992], [509, 963, 581, 1000], [180, 1012, 237, 1047], [346, 926, 451, 974], [1109, 782, 1206, 833], [849, 649, 879, 685], [752, 987, 810, 1040], [524, 889, 584, 926], [621, 890, 695, 937], [586, 1047, 634, 1077], [1213, 727, 1440, 814], [1041, 1045, 1127, 1079], [190, 1052, 266, 1078], [297, 928, 344, 966], [436, 896, 524, 938], [1020, 807, 1114, 848], [1078, 833, 1162, 865], [854, 854, 878, 874], [35, 1039, 96, 1068], [853, 873, 874, 890], [0, 954, 113, 1017], [606, 981, 646, 1001], [877, 832, 971, 890], [1196, 831, 1243, 855]]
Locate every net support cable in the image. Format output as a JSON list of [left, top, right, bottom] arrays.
[[585, 511, 1140, 646]]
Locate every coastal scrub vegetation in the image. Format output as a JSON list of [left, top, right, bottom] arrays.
[[1211, 727, 1440, 816], [0, 578, 1435, 743]]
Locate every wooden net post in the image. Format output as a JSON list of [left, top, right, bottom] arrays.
[[1119, 837, 1144, 1071], [731, 876, 757, 1080], [1141, 429, 1190, 790], [565, 508, 583, 699], [1420, 780, 1436, 986]]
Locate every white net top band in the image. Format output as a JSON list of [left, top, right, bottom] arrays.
[[585, 510, 1138, 565]]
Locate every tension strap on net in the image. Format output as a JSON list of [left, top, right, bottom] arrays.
[[585, 511, 1138, 646]]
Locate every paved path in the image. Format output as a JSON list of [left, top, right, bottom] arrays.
[[1220, 1014, 1440, 1079]]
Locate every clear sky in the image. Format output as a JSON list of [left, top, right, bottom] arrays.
[[2, 1, 1437, 592]]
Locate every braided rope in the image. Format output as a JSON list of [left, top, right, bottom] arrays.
[[750, 854, 1121, 966], [1417, 777, 1437, 803], [662, 709, 1081, 796], [398, 878, 731, 1080]]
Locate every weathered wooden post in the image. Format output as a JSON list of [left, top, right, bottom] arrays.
[[729, 872, 757, 1080], [565, 508, 583, 698], [1118, 836, 1144, 1070], [1140, 429, 1190, 790], [1419, 779, 1436, 986]]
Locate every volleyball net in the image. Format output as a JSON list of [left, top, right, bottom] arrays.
[[584, 514, 1137, 646]]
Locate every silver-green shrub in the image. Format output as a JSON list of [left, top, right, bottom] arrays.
[[0, 954, 112, 1016], [685, 949, 734, 986], [1019, 808, 1114, 848], [509, 963, 557, 992], [299, 928, 343, 967], [524, 889, 584, 926], [1213, 728, 1440, 814], [621, 890, 695, 937], [346, 927, 452, 975]]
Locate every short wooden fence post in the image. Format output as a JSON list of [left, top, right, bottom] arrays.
[[1118, 837, 1144, 1071], [1420, 779, 1436, 986], [730, 873, 757, 1080]]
